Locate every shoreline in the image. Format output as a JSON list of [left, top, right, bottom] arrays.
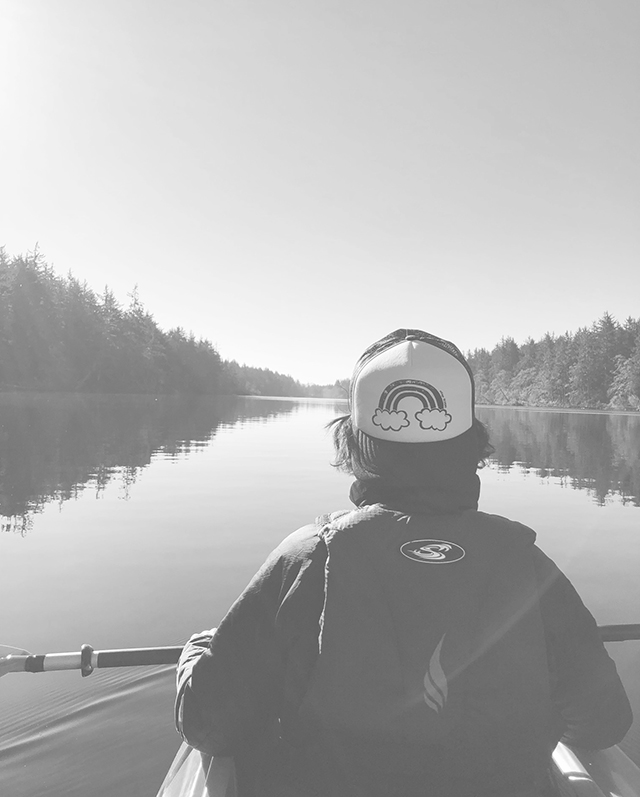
[[0, 389, 639, 416], [476, 403, 640, 417]]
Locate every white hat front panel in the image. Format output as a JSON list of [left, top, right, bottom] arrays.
[[352, 340, 473, 442]]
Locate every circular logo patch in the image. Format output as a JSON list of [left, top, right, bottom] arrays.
[[400, 539, 466, 564]]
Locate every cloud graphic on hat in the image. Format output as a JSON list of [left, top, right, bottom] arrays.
[[416, 408, 452, 431], [372, 379, 452, 434], [372, 409, 410, 431]]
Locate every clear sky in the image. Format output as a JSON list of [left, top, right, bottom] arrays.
[[1, 0, 639, 384]]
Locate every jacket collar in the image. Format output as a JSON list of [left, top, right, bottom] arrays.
[[349, 474, 480, 515]]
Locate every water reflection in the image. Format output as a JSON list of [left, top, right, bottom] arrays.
[[0, 393, 298, 533], [478, 407, 640, 507], [2, 397, 638, 533]]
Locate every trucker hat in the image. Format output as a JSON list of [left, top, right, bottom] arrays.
[[350, 329, 475, 444]]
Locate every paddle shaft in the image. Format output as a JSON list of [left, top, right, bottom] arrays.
[[1, 645, 182, 677], [2, 624, 640, 678], [599, 624, 640, 642]]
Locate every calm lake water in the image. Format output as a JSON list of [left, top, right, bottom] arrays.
[[1, 394, 639, 797]]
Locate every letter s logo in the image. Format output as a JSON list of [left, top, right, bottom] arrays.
[[400, 540, 465, 564]]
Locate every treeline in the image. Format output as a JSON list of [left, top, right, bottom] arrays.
[[0, 250, 342, 397], [467, 313, 640, 411], [223, 361, 346, 399], [6, 250, 637, 409]]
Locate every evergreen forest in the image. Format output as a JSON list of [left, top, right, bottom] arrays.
[[2, 249, 639, 410], [0, 250, 343, 397], [467, 314, 640, 411]]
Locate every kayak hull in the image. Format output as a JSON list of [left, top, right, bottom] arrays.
[[157, 743, 237, 797], [157, 741, 640, 797], [550, 743, 640, 797]]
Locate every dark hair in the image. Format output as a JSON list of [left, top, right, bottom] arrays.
[[327, 415, 494, 477]]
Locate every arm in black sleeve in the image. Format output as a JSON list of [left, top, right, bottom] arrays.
[[175, 524, 326, 756], [534, 547, 633, 749]]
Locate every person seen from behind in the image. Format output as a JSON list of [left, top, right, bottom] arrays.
[[176, 328, 632, 796]]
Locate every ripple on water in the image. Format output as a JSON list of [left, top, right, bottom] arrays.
[[0, 665, 180, 797]]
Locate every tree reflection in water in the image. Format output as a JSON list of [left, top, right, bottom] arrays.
[[478, 407, 640, 507], [2, 398, 638, 534], [0, 393, 298, 533]]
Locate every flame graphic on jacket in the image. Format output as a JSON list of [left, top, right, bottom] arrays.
[[423, 635, 447, 713]]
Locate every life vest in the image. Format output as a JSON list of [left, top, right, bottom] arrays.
[[295, 504, 559, 794]]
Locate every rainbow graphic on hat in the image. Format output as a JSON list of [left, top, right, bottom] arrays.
[[372, 379, 452, 433]]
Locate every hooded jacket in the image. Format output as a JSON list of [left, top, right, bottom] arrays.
[[176, 481, 632, 797]]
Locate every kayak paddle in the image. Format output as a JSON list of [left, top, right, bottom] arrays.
[[2, 624, 639, 679]]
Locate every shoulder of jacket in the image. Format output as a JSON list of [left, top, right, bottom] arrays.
[[271, 509, 378, 556], [315, 505, 400, 546], [315, 509, 352, 527], [268, 511, 365, 561], [270, 523, 327, 563], [473, 511, 537, 546]]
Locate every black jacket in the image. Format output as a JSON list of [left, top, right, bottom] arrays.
[[176, 487, 632, 796]]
